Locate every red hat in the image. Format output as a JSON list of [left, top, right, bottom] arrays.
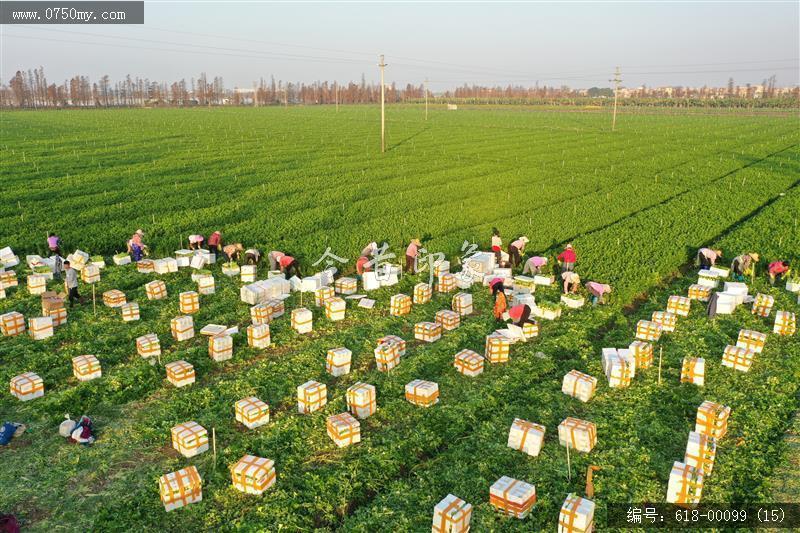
[[489, 277, 503, 289]]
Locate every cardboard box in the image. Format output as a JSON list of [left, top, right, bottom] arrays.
[[222, 262, 241, 277], [196, 274, 215, 295], [119, 302, 139, 322], [0, 271, 18, 289], [523, 321, 539, 339], [635, 320, 662, 342], [666, 461, 704, 507], [230, 455, 276, 495], [136, 259, 155, 273], [390, 294, 412, 316], [297, 380, 327, 414], [677, 355, 705, 385], [513, 275, 537, 293], [667, 295, 691, 317], [159, 466, 202, 512], [44, 306, 67, 327], [533, 304, 561, 321], [628, 341, 653, 369], [334, 277, 357, 295], [247, 324, 271, 349], [736, 329, 766, 353], [266, 298, 285, 319], [773, 310, 796, 336], [685, 431, 716, 477], [695, 401, 731, 439], [432, 494, 472, 533], [651, 311, 677, 333], [715, 292, 738, 314], [377, 335, 406, 356], [561, 294, 585, 309], [325, 297, 346, 321], [562, 370, 597, 403], [171, 316, 194, 341], [507, 418, 545, 457], [171, 421, 208, 458], [374, 342, 401, 372], [136, 333, 160, 358], [250, 303, 272, 325], [10, 371, 44, 401], [405, 379, 439, 407], [81, 264, 100, 284], [315, 286, 334, 307], [27, 274, 47, 295], [1, 311, 25, 337], [145, 280, 167, 300], [435, 310, 460, 331], [179, 291, 200, 314], [604, 351, 632, 388], [347, 382, 377, 419], [165, 360, 195, 387], [464, 252, 495, 275], [415, 321, 442, 343], [362, 271, 380, 291], [687, 284, 711, 301], [235, 397, 270, 429], [240, 265, 257, 283], [452, 293, 473, 316], [721, 344, 755, 372], [413, 283, 432, 304], [28, 316, 53, 340], [485, 332, 511, 364], [750, 293, 774, 317], [326, 347, 352, 376], [113, 253, 131, 266], [558, 493, 595, 533], [209, 335, 233, 362], [697, 270, 719, 289], [436, 273, 456, 293], [454, 349, 484, 377], [326, 412, 361, 447], [433, 259, 450, 277], [489, 476, 536, 519], [558, 417, 597, 453], [103, 289, 126, 308], [291, 308, 313, 334]]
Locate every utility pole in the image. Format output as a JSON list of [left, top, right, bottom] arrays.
[[424, 77, 429, 121], [284, 86, 288, 108], [610, 66, 622, 132], [335, 81, 339, 113], [253, 82, 258, 107], [379, 54, 387, 153]]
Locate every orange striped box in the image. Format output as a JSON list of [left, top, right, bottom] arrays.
[[413, 283, 432, 304], [326, 412, 361, 447], [102, 289, 126, 308], [561, 370, 597, 403], [452, 293, 473, 316], [684, 431, 716, 477], [736, 329, 766, 353], [346, 382, 376, 419], [165, 360, 195, 387], [326, 347, 352, 376], [179, 291, 200, 314], [291, 308, 313, 334], [390, 294, 412, 316], [415, 321, 442, 343], [159, 466, 202, 512], [435, 310, 460, 331], [558, 417, 597, 453], [629, 341, 653, 369], [405, 379, 439, 407], [374, 342, 400, 372], [136, 333, 160, 358], [635, 320, 662, 342], [751, 293, 774, 317], [436, 273, 456, 293], [209, 335, 233, 362], [432, 494, 472, 533], [773, 310, 796, 336], [651, 311, 677, 333], [377, 335, 406, 356], [334, 277, 357, 295], [145, 280, 167, 300], [325, 297, 346, 321], [721, 345, 755, 372], [558, 493, 595, 533], [171, 421, 208, 458], [247, 324, 271, 349], [10, 372, 44, 401], [485, 333, 510, 364], [230, 455, 276, 495], [666, 461, 704, 507], [489, 476, 536, 519], [171, 315, 194, 341], [235, 397, 270, 429], [507, 418, 546, 457], [695, 400, 730, 440], [680, 356, 705, 386], [121, 302, 140, 322], [297, 380, 327, 414], [667, 295, 691, 317], [72, 354, 101, 381], [454, 349, 484, 377], [28, 316, 53, 340]]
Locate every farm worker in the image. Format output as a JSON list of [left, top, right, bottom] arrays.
[[361, 241, 379, 257], [63, 261, 83, 307], [585, 281, 612, 305], [188, 234, 204, 250], [68, 416, 95, 446], [491, 228, 503, 264], [268, 250, 286, 271], [0, 422, 25, 446], [562, 271, 581, 294], [223, 243, 244, 262], [507, 304, 536, 326], [731, 252, 759, 281], [696, 247, 722, 268], [356, 255, 371, 276], [279, 253, 302, 278], [47, 233, 62, 255], [522, 256, 548, 275], [127, 230, 146, 261], [507, 236, 529, 268], [557, 244, 577, 272], [491, 279, 508, 320], [405, 238, 421, 273], [207, 231, 223, 253], [768, 260, 791, 286], [52, 252, 63, 281], [244, 248, 261, 265]]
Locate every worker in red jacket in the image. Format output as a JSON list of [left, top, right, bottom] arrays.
[[279, 253, 301, 278], [207, 231, 223, 253], [356, 255, 372, 277], [768, 260, 791, 286], [507, 304, 536, 327], [557, 243, 577, 272]]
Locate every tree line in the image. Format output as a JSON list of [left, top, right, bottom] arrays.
[[1, 67, 797, 108]]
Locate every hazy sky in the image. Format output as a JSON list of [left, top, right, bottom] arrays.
[[2, 1, 798, 90]]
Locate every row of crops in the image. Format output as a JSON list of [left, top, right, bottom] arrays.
[[1, 106, 798, 530]]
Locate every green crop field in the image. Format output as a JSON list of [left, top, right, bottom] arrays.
[[0, 105, 799, 531]]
